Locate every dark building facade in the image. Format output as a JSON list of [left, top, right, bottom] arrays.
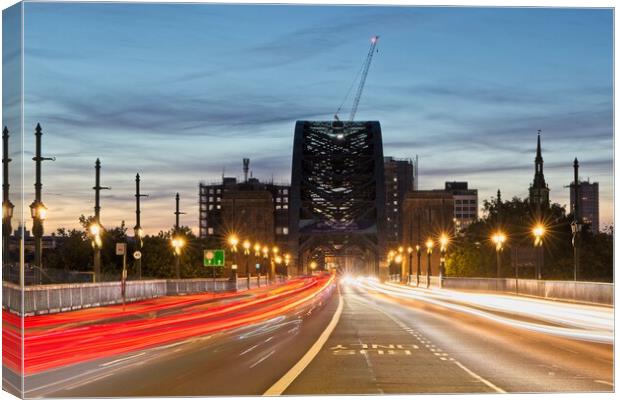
[[198, 169, 290, 252], [401, 191, 455, 277], [529, 131, 550, 213], [445, 181, 478, 231], [570, 179, 599, 233], [384, 157, 415, 250], [290, 121, 386, 275]]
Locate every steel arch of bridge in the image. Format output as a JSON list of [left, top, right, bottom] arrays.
[[289, 121, 386, 275]]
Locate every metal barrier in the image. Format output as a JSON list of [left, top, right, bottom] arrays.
[[441, 277, 613, 305], [3, 275, 289, 316]]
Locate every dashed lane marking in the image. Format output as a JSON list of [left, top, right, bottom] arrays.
[[353, 292, 506, 393]]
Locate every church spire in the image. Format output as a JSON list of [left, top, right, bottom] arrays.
[[529, 130, 550, 211]]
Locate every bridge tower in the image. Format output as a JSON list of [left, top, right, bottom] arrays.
[[289, 121, 386, 276]]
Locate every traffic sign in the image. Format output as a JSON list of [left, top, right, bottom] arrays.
[[116, 243, 126, 256], [133, 251, 142, 260], [204, 249, 225, 267]]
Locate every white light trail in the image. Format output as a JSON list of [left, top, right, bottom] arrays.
[[355, 278, 613, 344]]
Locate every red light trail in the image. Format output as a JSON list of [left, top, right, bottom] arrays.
[[3, 275, 334, 375]]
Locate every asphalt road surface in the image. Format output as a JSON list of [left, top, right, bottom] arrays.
[[12, 277, 613, 397]]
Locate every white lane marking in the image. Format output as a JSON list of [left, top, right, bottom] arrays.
[[99, 352, 146, 367], [354, 287, 506, 394], [250, 350, 276, 369], [63, 372, 115, 391], [594, 380, 613, 386], [263, 290, 343, 396], [240, 344, 260, 356], [454, 361, 506, 393]]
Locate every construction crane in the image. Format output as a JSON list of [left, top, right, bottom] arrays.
[[334, 35, 380, 122]]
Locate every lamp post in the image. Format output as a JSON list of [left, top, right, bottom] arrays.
[[415, 244, 421, 287], [262, 245, 269, 279], [274, 255, 282, 279], [387, 250, 395, 281], [572, 158, 581, 282], [271, 246, 279, 283], [284, 253, 290, 278], [92, 158, 110, 282], [2, 127, 15, 267], [310, 260, 317, 274], [30, 124, 54, 274], [397, 246, 404, 282], [439, 233, 449, 285], [253, 243, 261, 286], [134, 173, 148, 280], [228, 234, 239, 283], [171, 237, 185, 276], [407, 246, 413, 284], [243, 239, 251, 289], [532, 224, 545, 280], [491, 231, 506, 282], [172, 193, 186, 279], [425, 238, 433, 288]]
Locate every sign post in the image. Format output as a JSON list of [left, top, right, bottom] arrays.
[[204, 249, 225, 289], [116, 243, 127, 306]]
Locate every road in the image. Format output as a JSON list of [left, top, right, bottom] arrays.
[[7, 275, 613, 396]]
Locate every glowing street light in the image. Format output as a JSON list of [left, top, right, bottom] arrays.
[[439, 233, 449, 282], [310, 260, 317, 273], [415, 244, 421, 286], [425, 238, 433, 287], [491, 230, 507, 279], [532, 223, 546, 280], [407, 246, 414, 284], [228, 234, 239, 252]]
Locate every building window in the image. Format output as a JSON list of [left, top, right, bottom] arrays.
[[283, 189, 288, 195], [393, 200, 398, 205], [283, 227, 289, 235], [208, 205, 213, 210], [216, 205, 221, 209], [393, 177, 397, 182], [276, 198, 281, 203], [209, 196, 213, 202], [283, 197, 288, 203], [207, 227, 214, 235], [283, 204, 288, 209], [276, 227, 283, 234]]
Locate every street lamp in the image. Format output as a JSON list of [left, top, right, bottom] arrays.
[[491, 231, 506, 283], [397, 246, 404, 281], [171, 236, 185, 279], [425, 238, 433, 288], [415, 244, 421, 286], [310, 260, 317, 274], [2, 126, 14, 267], [284, 253, 290, 278], [262, 245, 269, 278], [228, 234, 239, 282], [532, 223, 545, 280], [243, 239, 251, 289], [407, 246, 413, 284], [31, 124, 54, 275], [134, 173, 148, 280], [439, 233, 449, 283], [89, 222, 103, 250]]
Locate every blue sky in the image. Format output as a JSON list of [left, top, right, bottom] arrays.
[[6, 3, 614, 234]]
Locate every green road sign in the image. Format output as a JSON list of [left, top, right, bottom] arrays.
[[204, 249, 225, 267]]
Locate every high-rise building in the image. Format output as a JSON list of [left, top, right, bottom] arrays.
[[529, 131, 550, 212], [570, 179, 599, 233], [198, 160, 290, 250], [445, 182, 478, 230], [384, 157, 414, 249]]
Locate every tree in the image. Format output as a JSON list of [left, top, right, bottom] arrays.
[[446, 196, 612, 282]]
